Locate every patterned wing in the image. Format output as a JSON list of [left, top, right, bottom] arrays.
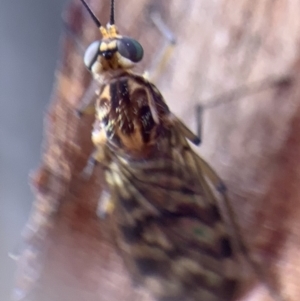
[[105, 124, 239, 301]]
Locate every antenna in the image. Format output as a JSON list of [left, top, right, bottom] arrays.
[[110, 0, 115, 25], [80, 0, 102, 28]]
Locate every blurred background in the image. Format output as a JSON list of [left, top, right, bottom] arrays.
[[0, 1, 69, 300]]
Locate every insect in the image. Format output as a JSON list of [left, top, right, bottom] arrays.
[[12, 1, 290, 301], [76, 1, 257, 300]]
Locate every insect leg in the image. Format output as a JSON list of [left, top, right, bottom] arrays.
[[83, 146, 115, 217], [197, 157, 287, 301], [75, 80, 98, 117], [97, 189, 114, 219], [81, 144, 109, 179], [145, 10, 204, 145], [144, 10, 176, 83], [62, 19, 99, 117], [168, 113, 201, 145], [200, 75, 293, 110], [81, 150, 98, 179], [195, 74, 293, 144], [82, 123, 111, 177], [196, 104, 204, 144]]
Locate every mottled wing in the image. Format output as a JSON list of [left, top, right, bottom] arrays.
[[106, 126, 239, 301]]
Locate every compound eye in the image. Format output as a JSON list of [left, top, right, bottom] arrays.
[[84, 41, 100, 69], [117, 37, 144, 63]]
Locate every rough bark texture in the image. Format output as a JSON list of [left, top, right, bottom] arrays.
[[15, 0, 300, 301]]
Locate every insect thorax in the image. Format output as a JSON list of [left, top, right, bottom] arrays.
[[92, 72, 170, 159]]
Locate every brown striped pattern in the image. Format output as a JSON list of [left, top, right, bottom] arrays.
[[92, 72, 239, 301]]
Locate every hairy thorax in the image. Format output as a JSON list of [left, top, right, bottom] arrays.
[[92, 72, 170, 159]]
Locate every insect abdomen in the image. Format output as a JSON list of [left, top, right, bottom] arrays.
[[108, 145, 239, 301]]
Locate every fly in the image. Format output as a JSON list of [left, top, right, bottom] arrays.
[[77, 1, 248, 301], [12, 0, 287, 301]]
